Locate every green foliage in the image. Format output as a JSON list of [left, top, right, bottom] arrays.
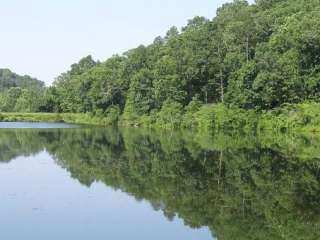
[[103, 105, 121, 125], [0, 69, 44, 91], [126, 69, 155, 115], [48, 0, 320, 126], [192, 104, 259, 132], [14, 89, 44, 112], [155, 100, 184, 129], [0, 112, 119, 126], [2, 0, 320, 133], [182, 96, 203, 128], [0, 87, 22, 111], [53, 55, 97, 113], [0, 69, 46, 112], [258, 103, 320, 132]]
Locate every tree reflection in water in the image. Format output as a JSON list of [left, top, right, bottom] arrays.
[[0, 127, 319, 240]]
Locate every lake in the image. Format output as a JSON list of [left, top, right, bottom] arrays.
[[0, 122, 319, 239]]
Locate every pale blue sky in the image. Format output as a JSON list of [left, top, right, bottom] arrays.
[[0, 0, 253, 85]]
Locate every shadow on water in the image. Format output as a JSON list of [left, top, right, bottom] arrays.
[[0, 126, 320, 239]]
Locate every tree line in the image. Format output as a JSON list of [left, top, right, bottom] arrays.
[[0, 69, 45, 112], [1, 0, 320, 125]]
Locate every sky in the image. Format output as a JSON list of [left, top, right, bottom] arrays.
[[0, 0, 253, 85]]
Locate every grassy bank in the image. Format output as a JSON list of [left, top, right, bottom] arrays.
[[0, 112, 112, 126], [1, 102, 320, 134], [120, 102, 320, 134]]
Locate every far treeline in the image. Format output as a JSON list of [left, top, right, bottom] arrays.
[[1, 0, 320, 131]]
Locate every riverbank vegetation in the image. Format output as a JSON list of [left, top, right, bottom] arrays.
[[1, 102, 320, 134], [1, 0, 320, 133]]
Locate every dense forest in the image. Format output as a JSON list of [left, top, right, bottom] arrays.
[[0, 69, 44, 90], [1, 0, 320, 129], [0, 69, 45, 112]]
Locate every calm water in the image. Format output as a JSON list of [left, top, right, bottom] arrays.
[[0, 122, 77, 129], [0, 123, 319, 239]]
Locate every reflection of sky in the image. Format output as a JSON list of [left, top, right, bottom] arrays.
[[0, 151, 214, 240], [0, 122, 77, 129]]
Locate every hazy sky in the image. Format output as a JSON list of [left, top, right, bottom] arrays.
[[0, 0, 253, 85]]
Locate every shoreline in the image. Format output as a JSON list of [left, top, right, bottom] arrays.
[[1, 102, 320, 134]]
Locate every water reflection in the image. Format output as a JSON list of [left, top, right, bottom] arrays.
[[0, 126, 320, 239]]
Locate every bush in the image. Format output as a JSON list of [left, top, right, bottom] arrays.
[[192, 104, 259, 133], [182, 96, 203, 128], [156, 100, 184, 129], [104, 105, 121, 125]]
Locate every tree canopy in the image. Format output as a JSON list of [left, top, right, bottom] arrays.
[[1, 0, 320, 121]]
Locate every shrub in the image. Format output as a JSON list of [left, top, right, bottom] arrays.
[[156, 100, 183, 129], [182, 96, 203, 128]]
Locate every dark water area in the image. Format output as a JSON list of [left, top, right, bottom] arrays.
[[0, 123, 319, 239]]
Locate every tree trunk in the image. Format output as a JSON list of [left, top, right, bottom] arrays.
[[205, 87, 208, 104], [246, 35, 249, 63], [218, 43, 225, 103], [220, 68, 224, 103], [218, 150, 223, 186]]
